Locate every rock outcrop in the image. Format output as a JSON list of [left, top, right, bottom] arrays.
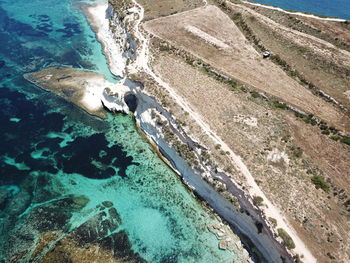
[[84, 2, 137, 77]]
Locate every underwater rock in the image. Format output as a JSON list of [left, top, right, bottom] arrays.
[[74, 208, 122, 246], [56, 23, 81, 38], [4, 195, 89, 262], [6, 189, 31, 216], [30, 231, 62, 262], [108, 207, 122, 228], [30, 230, 146, 263], [102, 201, 113, 207], [70, 195, 90, 208], [26, 195, 87, 232], [219, 240, 228, 250], [99, 231, 147, 263], [0, 186, 18, 211], [0, 190, 9, 210], [30, 205, 71, 232]]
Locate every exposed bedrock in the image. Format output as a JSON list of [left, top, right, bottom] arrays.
[[133, 89, 293, 263], [83, 2, 137, 77], [24, 64, 293, 262]]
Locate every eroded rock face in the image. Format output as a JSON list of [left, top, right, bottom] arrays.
[[102, 87, 130, 114], [24, 67, 138, 117], [124, 93, 138, 113]]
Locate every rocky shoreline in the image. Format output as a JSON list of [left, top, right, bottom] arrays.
[[84, 1, 297, 262], [24, 1, 299, 262], [82, 2, 137, 77], [133, 84, 294, 263], [25, 62, 294, 262]]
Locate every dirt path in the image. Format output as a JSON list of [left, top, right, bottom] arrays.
[[233, 2, 350, 66], [130, 1, 316, 262]]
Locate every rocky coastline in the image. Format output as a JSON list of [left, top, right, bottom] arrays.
[[24, 1, 300, 262], [82, 2, 137, 77], [25, 62, 294, 262]]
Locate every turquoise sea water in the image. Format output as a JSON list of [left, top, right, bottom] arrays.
[[250, 0, 350, 19], [0, 0, 241, 262]]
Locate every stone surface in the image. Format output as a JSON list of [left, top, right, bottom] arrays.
[[219, 240, 228, 250]]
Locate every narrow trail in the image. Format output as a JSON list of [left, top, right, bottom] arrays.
[[129, 1, 316, 262], [232, 2, 350, 65]]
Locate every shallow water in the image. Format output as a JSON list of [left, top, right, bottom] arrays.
[[0, 0, 242, 262], [250, 0, 350, 19]]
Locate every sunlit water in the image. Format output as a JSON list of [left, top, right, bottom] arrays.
[[0, 0, 242, 262], [250, 0, 350, 19]]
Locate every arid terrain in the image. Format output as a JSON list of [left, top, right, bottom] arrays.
[[143, 4, 350, 133], [137, 0, 203, 20], [127, 0, 350, 262]]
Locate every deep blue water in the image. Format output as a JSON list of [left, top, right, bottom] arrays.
[[251, 0, 350, 19], [0, 0, 240, 262]]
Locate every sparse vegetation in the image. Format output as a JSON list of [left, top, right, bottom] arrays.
[[272, 101, 287, 110], [128, 73, 138, 81], [294, 112, 317, 126], [340, 137, 350, 146], [294, 254, 304, 263], [224, 165, 234, 173], [277, 228, 295, 249], [250, 90, 260, 98], [311, 175, 330, 192], [253, 195, 264, 207], [290, 146, 303, 158], [159, 44, 171, 52], [268, 217, 277, 228], [326, 252, 336, 260], [321, 130, 330, 135], [330, 135, 340, 141]]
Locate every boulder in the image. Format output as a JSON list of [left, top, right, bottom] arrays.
[[219, 240, 227, 250]]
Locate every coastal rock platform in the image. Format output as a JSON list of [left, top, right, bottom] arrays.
[[24, 67, 134, 118]]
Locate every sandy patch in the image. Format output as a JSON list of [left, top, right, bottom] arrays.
[[344, 90, 350, 101], [185, 25, 230, 49], [233, 115, 258, 127]]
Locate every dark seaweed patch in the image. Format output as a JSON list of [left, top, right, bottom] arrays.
[[0, 87, 64, 184], [0, 86, 134, 181], [36, 23, 53, 33], [29, 204, 71, 232], [56, 23, 81, 38], [55, 133, 139, 178], [3, 15, 47, 37]]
